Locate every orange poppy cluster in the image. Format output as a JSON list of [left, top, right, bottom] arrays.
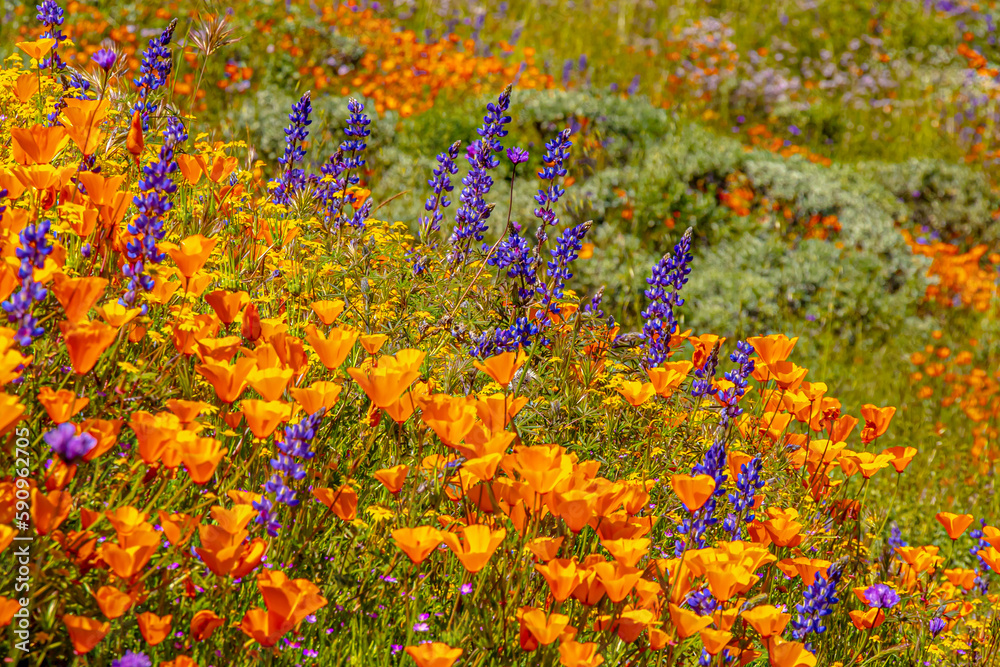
[[910, 338, 1000, 463], [903, 229, 1000, 313]]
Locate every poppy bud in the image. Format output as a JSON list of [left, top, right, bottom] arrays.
[[242, 302, 261, 342], [126, 110, 144, 161]]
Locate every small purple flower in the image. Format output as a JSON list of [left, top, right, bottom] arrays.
[[507, 146, 529, 164], [460, 583, 473, 595], [92, 48, 116, 71], [44, 423, 96, 462], [413, 622, 430, 632], [864, 583, 900, 609], [112, 651, 151, 667], [929, 617, 946, 637]]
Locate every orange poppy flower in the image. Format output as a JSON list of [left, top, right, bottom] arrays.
[[704, 563, 757, 601], [526, 536, 564, 562], [239, 608, 285, 647], [374, 464, 409, 494], [10, 123, 68, 165], [32, 488, 72, 535], [62, 614, 109, 654], [256, 570, 328, 634], [165, 235, 217, 278], [420, 394, 478, 447], [860, 404, 896, 443], [247, 367, 294, 402], [205, 290, 250, 324], [289, 381, 342, 415], [473, 348, 526, 386], [558, 640, 604, 667], [16, 38, 57, 62], [671, 474, 716, 511], [392, 526, 443, 564], [159, 657, 197, 667], [60, 320, 117, 374], [241, 400, 292, 439], [404, 642, 463, 667], [530, 557, 578, 601], [594, 561, 643, 603], [883, 446, 917, 473], [0, 394, 25, 437], [762, 508, 803, 547], [311, 299, 346, 325], [839, 451, 894, 479], [700, 628, 733, 656], [196, 357, 257, 404], [616, 380, 656, 407], [520, 607, 570, 647], [776, 557, 831, 587], [0, 597, 20, 627], [940, 567, 976, 591], [441, 524, 506, 573], [191, 609, 225, 641], [849, 608, 885, 630], [600, 537, 650, 568], [137, 612, 172, 646], [94, 586, 132, 620], [347, 349, 425, 407], [668, 603, 713, 639], [306, 325, 360, 370], [101, 530, 160, 579], [690, 334, 724, 369], [383, 379, 430, 425], [51, 276, 107, 323], [936, 512, 974, 540], [360, 333, 388, 354], [178, 436, 227, 484], [312, 485, 358, 522], [474, 393, 527, 434], [95, 302, 142, 329], [767, 637, 817, 667], [747, 333, 798, 366], [156, 511, 199, 547], [740, 604, 791, 638], [0, 526, 16, 554], [61, 99, 109, 154], [37, 387, 89, 424], [829, 413, 858, 442], [646, 364, 690, 398]]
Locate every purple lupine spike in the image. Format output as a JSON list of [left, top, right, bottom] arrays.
[[718, 340, 755, 426], [253, 409, 325, 536], [318, 98, 371, 231], [725, 455, 765, 539], [533, 128, 573, 229], [791, 563, 843, 640], [419, 141, 462, 243], [272, 91, 313, 206], [122, 117, 186, 312], [535, 220, 591, 318], [640, 228, 693, 367], [2, 219, 52, 347], [133, 19, 177, 130], [486, 230, 537, 302], [449, 84, 512, 265]]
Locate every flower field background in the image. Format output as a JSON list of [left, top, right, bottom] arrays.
[[1, 0, 1000, 665]]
